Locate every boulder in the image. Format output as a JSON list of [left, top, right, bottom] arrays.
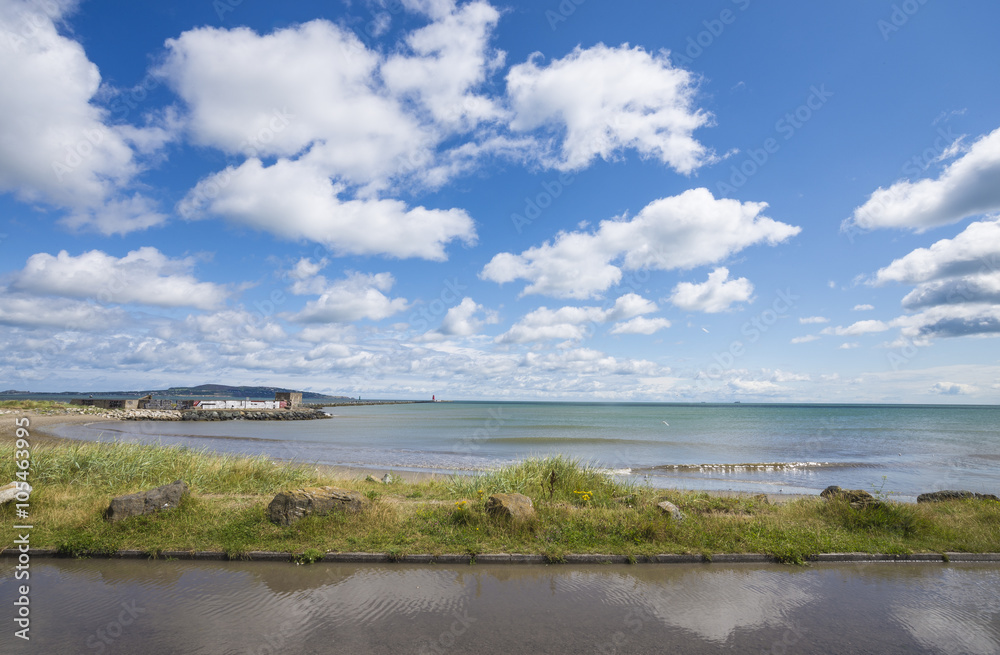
[[485, 493, 535, 521], [105, 480, 188, 522], [917, 490, 1000, 503], [364, 475, 379, 483], [268, 486, 370, 525], [657, 500, 685, 521], [820, 485, 879, 509], [0, 481, 31, 504], [381, 473, 395, 484]]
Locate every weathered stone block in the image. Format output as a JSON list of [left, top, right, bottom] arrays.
[[820, 485, 880, 508], [267, 486, 370, 525], [484, 493, 535, 521], [917, 490, 1000, 503], [0, 481, 30, 505], [105, 480, 188, 522], [657, 500, 685, 521]]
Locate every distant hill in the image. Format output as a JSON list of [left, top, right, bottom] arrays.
[[5, 384, 349, 400]]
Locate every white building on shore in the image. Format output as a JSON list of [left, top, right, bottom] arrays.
[[195, 400, 284, 410]]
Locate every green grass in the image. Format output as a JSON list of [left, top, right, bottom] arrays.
[[21, 440, 313, 494], [0, 400, 68, 410], [446, 455, 634, 506], [2, 441, 998, 564]]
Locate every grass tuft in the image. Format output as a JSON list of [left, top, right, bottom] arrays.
[[10, 440, 313, 494], [447, 455, 633, 506]]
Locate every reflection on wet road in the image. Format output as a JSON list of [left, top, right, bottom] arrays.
[[2, 559, 998, 654]]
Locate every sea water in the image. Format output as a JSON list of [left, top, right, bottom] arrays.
[[50, 402, 1000, 500]]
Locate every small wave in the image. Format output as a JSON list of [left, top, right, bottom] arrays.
[[639, 461, 881, 474], [485, 436, 664, 446]]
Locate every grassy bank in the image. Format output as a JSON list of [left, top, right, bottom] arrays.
[[0, 400, 70, 411], [2, 440, 998, 564]]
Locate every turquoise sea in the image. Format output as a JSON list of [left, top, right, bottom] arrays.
[[51, 402, 1000, 500]]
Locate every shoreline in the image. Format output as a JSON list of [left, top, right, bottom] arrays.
[[2, 425, 998, 563], [1, 411, 815, 502]]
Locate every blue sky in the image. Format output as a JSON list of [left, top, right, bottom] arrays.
[[1, 0, 999, 402]]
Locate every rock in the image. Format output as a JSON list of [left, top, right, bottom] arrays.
[[0, 481, 31, 504], [820, 485, 879, 509], [917, 490, 1000, 503], [657, 500, 685, 521], [364, 475, 379, 483], [485, 493, 535, 521], [381, 473, 395, 484], [752, 493, 770, 505], [105, 480, 188, 522], [267, 486, 370, 525]]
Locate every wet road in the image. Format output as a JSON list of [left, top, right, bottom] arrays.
[[2, 559, 999, 654]]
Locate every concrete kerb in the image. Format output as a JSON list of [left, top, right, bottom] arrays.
[[5, 549, 1000, 564]]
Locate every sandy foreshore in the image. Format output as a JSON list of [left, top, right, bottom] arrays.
[[0, 410, 105, 444], [0, 409, 812, 502]]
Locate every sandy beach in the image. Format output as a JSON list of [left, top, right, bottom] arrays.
[[0, 410, 103, 444]]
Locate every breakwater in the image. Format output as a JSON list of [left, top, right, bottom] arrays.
[[89, 408, 332, 421], [181, 408, 331, 421]]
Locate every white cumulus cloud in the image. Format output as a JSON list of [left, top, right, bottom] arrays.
[[288, 271, 409, 323], [482, 188, 799, 299], [507, 43, 714, 173], [10, 247, 228, 309], [0, 0, 170, 234], [847, 127, 1000, 231], [382, 1, 505, 132], [0, 294, 126, 330], [496, 293, 657, 343], [820, 320, 890, 337], [179, 158, 476, 261], [436, 297, 498, 336], [669, 267, 753, 313], [931, 381, 977, 395], [872, 218, 1000, 286], [610, 316, 672, 335]]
